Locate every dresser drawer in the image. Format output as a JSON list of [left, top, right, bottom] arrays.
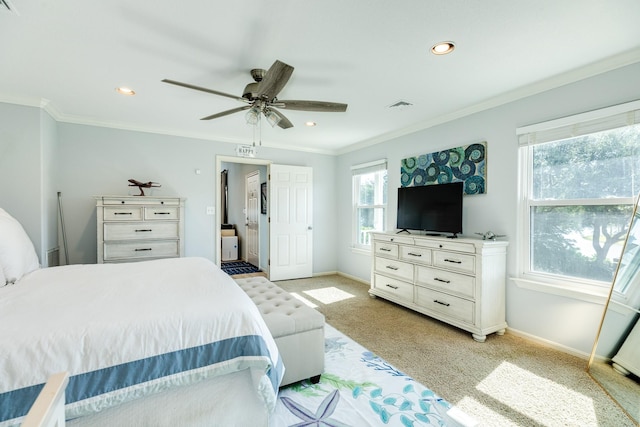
[[103, 240, 180, 261], [144, 206, 180, 220], [103, 207, 143, 221], [374, 241, 399, 258], [374, 256, 413, 281], [104, 222, 179, 241], [433, 251, 475, 274], [416, 266, 475, 299], [400, 245, 431, 265], [102, 197, 180, 206], [415, 287, 474, 324], [415, 239, 476, 254], [373, 274, 413, 300]]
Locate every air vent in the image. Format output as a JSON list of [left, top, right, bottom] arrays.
[[0, 0, 19, 14], [387, 100, 413, 110]]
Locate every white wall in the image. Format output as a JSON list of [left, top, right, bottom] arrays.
[[336, 61, 640, 355]]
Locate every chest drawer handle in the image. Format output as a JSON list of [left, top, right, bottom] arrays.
[[114, 212, 133, 215], [386, 265, 399, 271], [380, 247, 392, 252], [434, 300, 450, 307], [434, 278, 451, 284], [134, 248, 152, 252], [135, 229, 153, 232], [407, 252, 422, 257], [444, 258, 462, 264], [385, 284, 399, 290], [154, 212, 171, 215]]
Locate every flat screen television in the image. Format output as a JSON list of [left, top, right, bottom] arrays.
[[396, 182, 463, 237]]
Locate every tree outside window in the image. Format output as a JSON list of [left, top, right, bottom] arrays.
[[524, 122, 640, 287]]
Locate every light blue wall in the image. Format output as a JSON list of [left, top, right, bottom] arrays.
[[53, 124, 337, 271], [0, 102, 58, 264], [336, 61, 640, 354]]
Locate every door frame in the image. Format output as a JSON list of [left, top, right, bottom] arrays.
[[215, 155, 271, 269]]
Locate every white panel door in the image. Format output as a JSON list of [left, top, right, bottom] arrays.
[[246, 171, 260, 267], [269, 164, 313, 281]]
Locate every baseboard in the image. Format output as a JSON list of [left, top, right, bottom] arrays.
[[506, 327, 592, 360]]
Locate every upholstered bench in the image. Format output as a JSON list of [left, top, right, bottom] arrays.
[[234, 276, 325, 386]]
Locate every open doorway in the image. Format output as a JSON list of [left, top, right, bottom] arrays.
[[216, 156, 270, 276]]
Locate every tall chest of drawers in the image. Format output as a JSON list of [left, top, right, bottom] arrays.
[[370, 232, 508, 342], [96, 196, 185, 264]]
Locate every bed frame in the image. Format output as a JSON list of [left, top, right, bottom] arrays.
[[22, 372, 69, 427]]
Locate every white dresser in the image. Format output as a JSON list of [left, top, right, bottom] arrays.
[[96, 196, 185, 264], [370, 232, 508, 342]]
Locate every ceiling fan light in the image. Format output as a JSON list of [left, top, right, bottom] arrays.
[[245, 107, 260, 125], [264, 109, 282, 127]]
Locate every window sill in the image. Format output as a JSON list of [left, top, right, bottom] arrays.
[[351, 246, 371, 256], [510, 277, 610, 305]]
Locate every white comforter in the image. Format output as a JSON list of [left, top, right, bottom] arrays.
[[0, 257, 283, 426]]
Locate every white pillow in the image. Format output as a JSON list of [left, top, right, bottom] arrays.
[[0, 208, 40, 283]]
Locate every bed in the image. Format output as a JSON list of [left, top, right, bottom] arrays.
[[0, 208, 284, 427]]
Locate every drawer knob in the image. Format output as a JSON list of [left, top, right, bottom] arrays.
[[114, 212, 132, 215], [380, 247, 392, 252], [135, 229, 152, 232], [407, 252, 422, 257], [386, 265, 399, 271], [134, 248, 152, 252], [444, 258, 462, 264], [385, 284, 399, 290], [434, 278, 451, 284], [154, 212, 171, 215], [434, 300, 451, 307]]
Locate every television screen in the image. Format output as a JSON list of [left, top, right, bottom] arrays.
[[396, 182, 463, 236]]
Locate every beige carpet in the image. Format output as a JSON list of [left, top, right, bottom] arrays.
[[274, 274, 636, 427]]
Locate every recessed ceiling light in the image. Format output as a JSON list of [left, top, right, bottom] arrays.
[[116, 87, 136, 96], [305, 121, 316, 127], [431, 41, 455, 55]]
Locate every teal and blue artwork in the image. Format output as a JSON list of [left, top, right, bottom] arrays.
[[400, 142, 486, 194]]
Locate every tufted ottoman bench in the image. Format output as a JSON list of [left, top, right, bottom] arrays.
[[234, 276, 325, 387]]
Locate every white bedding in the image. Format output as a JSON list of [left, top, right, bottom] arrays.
[[0, 257, 283, 426]]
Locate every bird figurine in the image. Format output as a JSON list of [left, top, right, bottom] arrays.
[[475, 231, 506, 241], [128, 179, 161, 196]]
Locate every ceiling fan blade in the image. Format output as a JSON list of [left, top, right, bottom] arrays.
[[256, 60, 294, 101], [200, 105, 251, 120], [276, 100, 348, 112], [162, 79, 247, 102], [270, 108, 293, 129]]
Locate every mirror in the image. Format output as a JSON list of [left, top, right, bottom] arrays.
[[588, 192, 640, 423]]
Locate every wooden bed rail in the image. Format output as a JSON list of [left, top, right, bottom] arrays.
[[22, 372, 69, 427]]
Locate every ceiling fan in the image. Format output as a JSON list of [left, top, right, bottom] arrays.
[[162, 60, 348, 129]]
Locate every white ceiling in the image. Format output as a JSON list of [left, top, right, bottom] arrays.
[[2, 0, 640, 155]]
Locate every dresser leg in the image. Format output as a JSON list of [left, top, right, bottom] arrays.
[[496, 328, 506, 336], [472, 333, 487, 343]]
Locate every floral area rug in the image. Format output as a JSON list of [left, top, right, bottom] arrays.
[[270, 324, 477, 427]]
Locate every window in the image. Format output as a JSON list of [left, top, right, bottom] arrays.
[[517, 102, 640, 293], [352, 160, 388, 250]]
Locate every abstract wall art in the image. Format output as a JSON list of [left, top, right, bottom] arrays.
[[400, 141, 487, 194]]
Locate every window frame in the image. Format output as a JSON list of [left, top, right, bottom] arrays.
[[351, 159, 388, 252], [516, 100, 640, 301]]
